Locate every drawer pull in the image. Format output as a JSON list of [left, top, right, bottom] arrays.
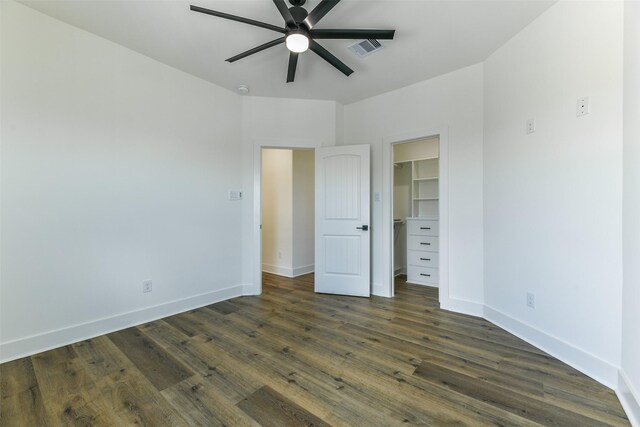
[[420, 227, 431, 230], [420, 258, 431, 261], [420, 242, 431, 246], [420, 273, 431, 277]]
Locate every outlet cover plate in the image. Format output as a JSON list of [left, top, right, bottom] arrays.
[[142, 280, 153, 293], [526, 118, 536, 134], [577, 97, 590, 117], [526, 292, 535, 308]]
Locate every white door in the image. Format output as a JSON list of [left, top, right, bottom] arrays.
[[315, 144, 370, 296]]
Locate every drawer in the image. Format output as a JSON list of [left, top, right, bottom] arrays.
[[407, 220, 438, 236], [407, 250, 439, 268], [407, 266, 439, 285], [408, 235, 439, 251]]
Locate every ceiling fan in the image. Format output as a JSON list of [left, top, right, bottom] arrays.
[[190, 0, 395, 83]]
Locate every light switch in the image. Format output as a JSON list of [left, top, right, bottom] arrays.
[[228, 190, 243, 201]]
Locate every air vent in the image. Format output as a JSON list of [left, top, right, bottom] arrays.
[[348, 39, 384, 58]]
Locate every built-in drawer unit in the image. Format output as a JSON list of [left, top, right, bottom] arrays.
[[407, 266, 438, 285], [407, 219, 438, 236], [407, 235, 439, 252], [407, 250, 439, 268], [405, 218, 439, 287]]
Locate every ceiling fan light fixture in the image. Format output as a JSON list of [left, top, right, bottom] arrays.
[[286, 31, 309, 53]]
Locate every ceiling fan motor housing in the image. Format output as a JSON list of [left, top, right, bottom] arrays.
[[289, 6, 309, 25], [289, 0, 306, 6]]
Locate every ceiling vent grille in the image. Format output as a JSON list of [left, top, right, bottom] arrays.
[[348, 39, 384, 58]]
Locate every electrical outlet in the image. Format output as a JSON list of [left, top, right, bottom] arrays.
[[526, 292, 535, 309], [526, 118, 536, 134], [577, 97, 590, 117], [142, 280, 153, 293]]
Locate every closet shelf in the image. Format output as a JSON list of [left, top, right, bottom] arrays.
[[413, 177, 438, 181], [413, 197, 439, 201]]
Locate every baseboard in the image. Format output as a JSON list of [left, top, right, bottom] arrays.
[[618, 371, 640, 427], [440, 296, 484, 317], [372, 282, 392, 298], [242, 283, 260, 296], [262, 263, 294, 277], [292, 264, 314, 277], [394, 267, 406, 276], [483, 305, 619, 389], [0, 284, 244, 364], [262, 263, 314, 278]]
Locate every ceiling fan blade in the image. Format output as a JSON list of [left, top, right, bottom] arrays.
[[190, 5, 285, 33], [226, 37, 286, 63], [309, 40, 353, 77], [303, 0, 340, 29], [310, 29, 395, 40], [287, 52, 299, 83], [273, 0, 297, 28]]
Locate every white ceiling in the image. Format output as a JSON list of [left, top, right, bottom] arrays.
[[20, 0, 555, 104]]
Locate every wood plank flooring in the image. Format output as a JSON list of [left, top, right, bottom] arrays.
[[0, 273, 630, 426]]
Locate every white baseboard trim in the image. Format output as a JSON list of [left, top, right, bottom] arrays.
[[394, 267, 406, 276], [262, 263, 314, 278], [483, 305, 619, 389], [0, 284, 244, 364], [372, 282, 392, 298], [262, 263, 294, 277], [617, 371, 640, 427], [292, 264, 314, 277], [440, 297, 484, 317], [242, 283, 260, 296]]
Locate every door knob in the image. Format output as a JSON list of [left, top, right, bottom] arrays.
[[356, 225, 369, 231]]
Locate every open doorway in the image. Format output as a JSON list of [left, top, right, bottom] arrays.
[[261, 148, 315, 282], [392, 136, 440, 294]]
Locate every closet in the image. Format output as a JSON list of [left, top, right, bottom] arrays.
[[393, 137, 439, 287]]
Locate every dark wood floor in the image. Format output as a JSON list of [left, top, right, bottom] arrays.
[[1, 273, 630, 426]]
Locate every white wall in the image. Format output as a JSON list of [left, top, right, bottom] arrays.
[[241, 97, 337, 294], [261, 149, 293, 274], [343, 64, 485, 307], [483, 1, 624, 387], [292, 150, 314, 275], [620, 1, 640, 424], [0, 1, 243, 361]]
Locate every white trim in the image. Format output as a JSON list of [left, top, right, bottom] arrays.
[[372, 282, 392, 298], [242, 283, 259, 296], [383, 127, 449, 301], [483, 304, 619, 388], [441, 297, 484, 317], [617, 371, 640, 427], [262, 263, 294, 277], [394, 267, 406, 276], [292, 264, 314, 277], [0, 285, 244, 364], [262, 263, 314, 278]]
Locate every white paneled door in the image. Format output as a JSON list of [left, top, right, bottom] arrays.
[[315, 145, 370, 297]]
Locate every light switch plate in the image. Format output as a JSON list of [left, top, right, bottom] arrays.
[[228, 190, 243, 201]]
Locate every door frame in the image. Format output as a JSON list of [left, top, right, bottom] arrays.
[[382, 128, 449, 303], [253, 142, 317, 296]]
